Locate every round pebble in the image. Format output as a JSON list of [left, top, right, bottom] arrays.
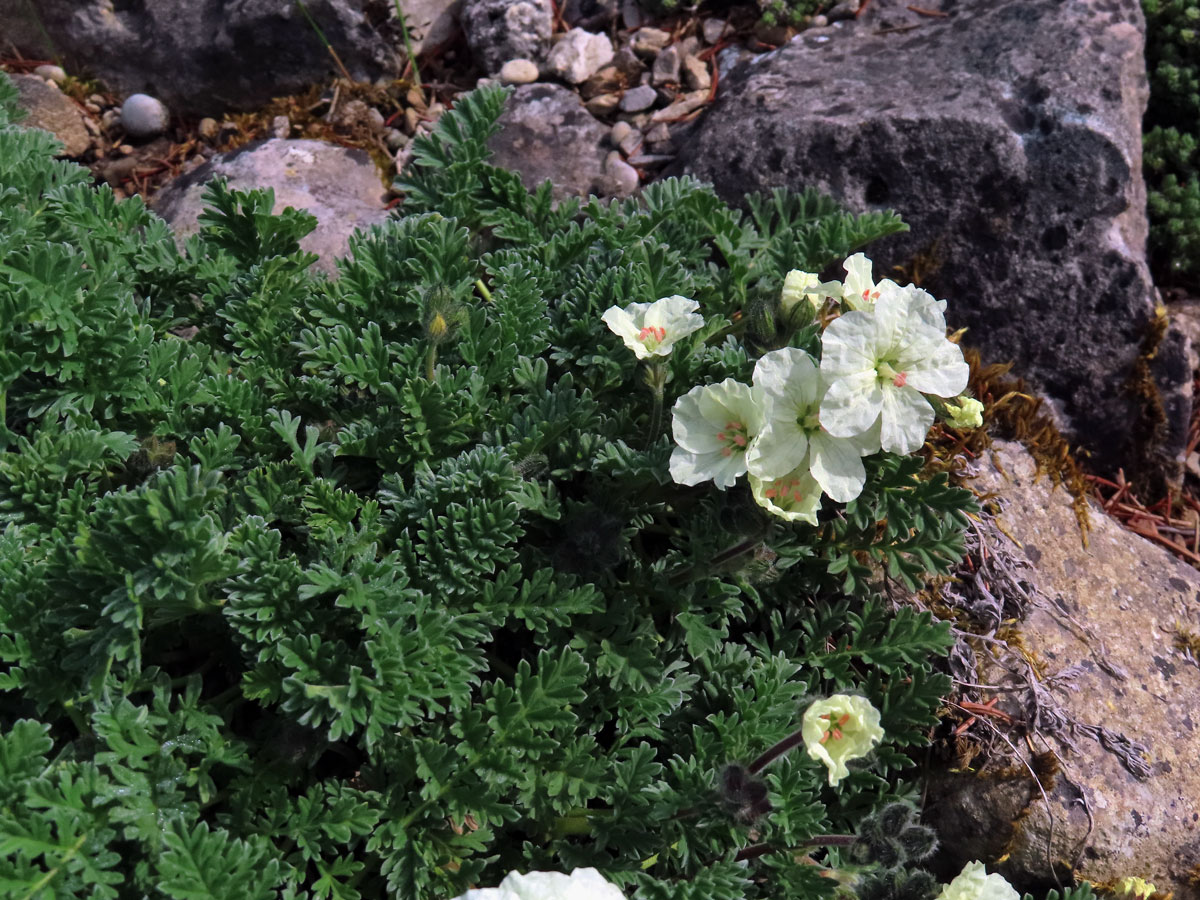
[[499, 58, 539, 85], [810, 14, 828, 27], [119, 93, 169, 140], [610, 121, 633, 144], [197, 117, 220, 140], [33, 64, 67, 85], [620, 84, 657, 113], [605, 151, 639, 196]]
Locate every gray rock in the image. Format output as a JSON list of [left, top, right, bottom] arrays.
[[651, 45, 681, 86], [9, 0, 402, 116], [826, 0, 861, 21], [10, 74, 91, 157], [152, 139, 391, 275], [32, 65, 68, 85], [620, 83, 657, 112], [926, 439, 1200, 896], [499, 58, 540, 85], [618, 129, 642, 157], [621, 0, 647, 30], [462, 0, 553, 74], [545, 28, 615, 85], [120, 93, 170, 140], [271, 115, 291, 140], [674, 0, 1190, 476], [393, 0, 461, 56], [486, 83, 609, 199], [562, 0, 619, 28], [650, 90, 708, 122]]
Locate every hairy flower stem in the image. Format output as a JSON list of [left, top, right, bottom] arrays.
[[475, 278, 493, 302], [747, 726, 807, 775], [425, 344, 437, 381], [734, 834, 857, 863], [643, 361, 668, 447]]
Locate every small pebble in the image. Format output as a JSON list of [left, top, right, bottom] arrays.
[[88, 93, 106, 106], [605, 150, 639, 195], [585, 93, 621, 116], [810, 14, 828, 26], [610, 120, 633, 144], [683, 55, 711, 92], [117, 143, 135, 156], [620, 83, 657, 112], [83, 101, 101, 114], [827, 0, 861, 21], [631, 27, 671, 58], [645, 122, 670, 144], [499, 58, 540, 84], [271, 115, 290, 139], [427, 102, 445, 118], [652, 46, 681, 86], [476, 76, 498, 89], [101, 109, 122, 130], [546, 28, 614, 84], [198, 117, 219, 140], [702, 18, 729, 45], [33, 64, 67, 84], [120, 93, 169, 140], [385, 127, 409, 151], [403, 106, 422, 135], [618, 129, 642, 157], [367, 107, 386, 132]]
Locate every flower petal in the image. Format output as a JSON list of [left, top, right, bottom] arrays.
[[747, 424, 808, 480], [820, 371, 883, 438], [905, 339, 969, 397], [808, 433, 868, 503], [879, 386, 934, 454], [819, 311, 879, 378]]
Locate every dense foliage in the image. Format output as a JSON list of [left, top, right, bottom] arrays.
[[1144, 0, 1200, 288], [0, 73, 1079, 899]]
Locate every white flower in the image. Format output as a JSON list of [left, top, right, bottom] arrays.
[[601, 295, 704, 359], [819, 282, 969, 455], [670, 379, 763, 489], [455, 868, 627, 900], [781, 269, 842, 313], [801, 694, 884, 787], [935, 861, 1020, 900], [840, 253, 891, 311], [750, 467, 822, 524], [746, 348, 879, 503], [943, 395, 984, 430]]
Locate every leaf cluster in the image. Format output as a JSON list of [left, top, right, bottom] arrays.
[[0, 76, 985, 899]]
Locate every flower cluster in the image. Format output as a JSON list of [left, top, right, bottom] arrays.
[[453, 868, 626, 900], [603, 255, 980, 522]]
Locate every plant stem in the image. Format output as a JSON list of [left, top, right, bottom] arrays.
[[747, 725, 810, 775], [391, 0, 423, 91], [21, 831, 87, 900], [643, 361, 667, 447], [474, 278, 493, 302], [295, 0, 354, 82], [733, 834, 857, 863], [425, 344, 436, 380]]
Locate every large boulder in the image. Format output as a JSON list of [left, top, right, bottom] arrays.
[[6, 0, 402, 116], [674, 0, 1191, 477], [486, 84, 611, 199], [152, 139, 391, 275], [926, 440, 1200, 894], [10, 74, 91, 158]]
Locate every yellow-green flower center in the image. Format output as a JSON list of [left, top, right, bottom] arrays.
[[818, 711, 852, 744], [876, 360, 908, 388]]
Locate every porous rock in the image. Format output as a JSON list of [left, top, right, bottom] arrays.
[[546, 28, 615, 85], [462, 0, 553, 74], [486, 83, 609, 199], [10, 74, 91, 157], [925, 439, 1200, 896], [152, 139, 391, 276], [7, 0, 400, 116], [675, 0, 1191, 476]]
